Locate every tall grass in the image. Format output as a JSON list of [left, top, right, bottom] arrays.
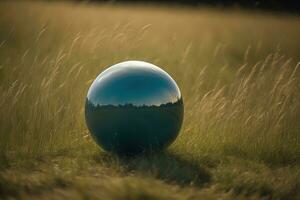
[[0, 1, 299, 167], [177, 56, 300, 165]]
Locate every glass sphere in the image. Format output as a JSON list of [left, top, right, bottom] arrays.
[[85, 61, 184, 155]]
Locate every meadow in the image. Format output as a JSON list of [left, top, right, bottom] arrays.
[[0, 1, 300, 199]]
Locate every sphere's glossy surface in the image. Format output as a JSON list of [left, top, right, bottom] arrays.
[[85, 61, 183, 155]]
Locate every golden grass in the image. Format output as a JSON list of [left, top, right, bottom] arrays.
[[0, 1, 299, 199]]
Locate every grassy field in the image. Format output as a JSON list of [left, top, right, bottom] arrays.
[[0, 1, 300, 199]]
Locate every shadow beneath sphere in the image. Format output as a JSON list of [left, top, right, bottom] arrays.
[[93, 150, 211, 188]]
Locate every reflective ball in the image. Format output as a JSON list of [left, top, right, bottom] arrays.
[[85, 61, 184, 155]]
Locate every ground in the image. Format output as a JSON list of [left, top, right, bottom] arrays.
[[0, 1, 300, 199]]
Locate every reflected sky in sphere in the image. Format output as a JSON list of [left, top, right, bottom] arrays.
[[87, 61, 181, 107]]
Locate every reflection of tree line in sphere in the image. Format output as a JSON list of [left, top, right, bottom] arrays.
[[86, 98, 183, 108], [85, 97, 183, 154], [85, 98, 183, 130]]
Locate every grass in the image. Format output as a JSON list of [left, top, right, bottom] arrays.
[[0, 1, 300, 199]]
